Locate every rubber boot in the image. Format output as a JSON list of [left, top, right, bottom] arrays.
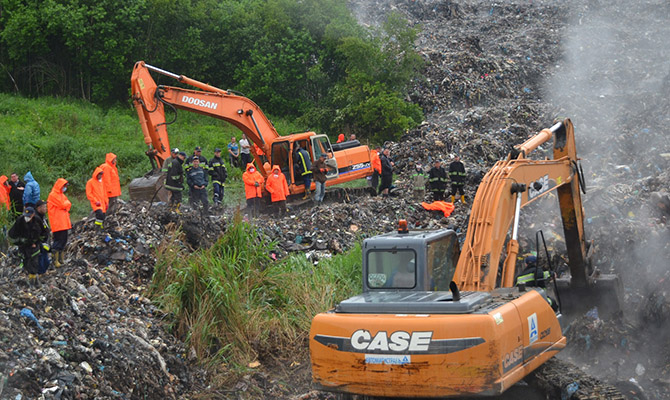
[[28, 274, 40, 288], [450, 195, 456, 203], [53, 251, 62, 268], [59, 251, 65, 266], [460, 195, 466, 204]]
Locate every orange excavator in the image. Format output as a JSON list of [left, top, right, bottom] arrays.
[[129, 61, 373, 201], [309, 119, 622, 398]]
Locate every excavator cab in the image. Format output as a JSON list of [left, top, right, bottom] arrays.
[[364, 225, 460, 292]]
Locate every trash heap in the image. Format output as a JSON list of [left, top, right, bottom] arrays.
[[0, 202, 224, 399], [1, 0, 670, 398]]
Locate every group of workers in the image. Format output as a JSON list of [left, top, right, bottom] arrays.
[[242, 143, 331, 217], [163, 140, 334, 216], [163, 146, 229, 214], [409, 155, 467, 203], [1, 153, 120, 287]]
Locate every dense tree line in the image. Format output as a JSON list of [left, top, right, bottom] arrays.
[[0, 0, 424, 142]]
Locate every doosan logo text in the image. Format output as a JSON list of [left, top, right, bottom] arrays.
[[181, 95, 218, 110]]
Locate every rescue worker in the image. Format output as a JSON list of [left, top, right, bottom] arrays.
[[8, 173, 25, 215], [379, 148, 394, 197], [35, 200, 51, 275], [312, 153, 329, 203], [161, 148, 179, 174], [186, 157, 209, 214], [411, 163, 427, 201], [349, 134, 357, 141], [428, 159, 448, 201], [165, 152, 186, 209], [209, 148, 228, 205], [336, 133, 345, 143], [23, 171, 40, 209], [449, 155, 467, 204], [47, 178, 71, 268], [516, 255, 558, 311], [0, 175, 10, 211], [370, 146, 382, 193], [100, 153, 121, 212], [294, 143, 312, 199], [86, 167, 108, 230], [265, 165, 289, 215], [8, 207, 44, 287], [186, 146, 208, 172], [242, 163, 264, 217], [516, 256, 550, 286]]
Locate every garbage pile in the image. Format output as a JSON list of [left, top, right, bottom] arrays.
[[0, 202, 223, 399], [1, 0, 669, 398]]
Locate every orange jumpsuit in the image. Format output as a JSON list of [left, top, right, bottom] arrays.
[[48, 178, 72, 233], [0, 175, 9, 210], [99, 153, 121, 198], [86, 167, 109, 212], [265, 166, 289, 202]]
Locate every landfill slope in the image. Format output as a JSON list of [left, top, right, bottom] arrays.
[[0, 206, 224, 399]]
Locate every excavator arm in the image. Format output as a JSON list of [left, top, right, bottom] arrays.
[[131, 61, 280, 169], [455, 119, 591, 292]]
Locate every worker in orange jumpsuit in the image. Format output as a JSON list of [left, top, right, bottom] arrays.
[[242, 163, 264, 217], [47, 178, 72, 267], [370, 146, 382, 193], [0, 175, 10, 210], [265, 165, 290, 215], [336, 134, 345, 143], [86, 167, 108, 230], [100, 153, 121, 212]]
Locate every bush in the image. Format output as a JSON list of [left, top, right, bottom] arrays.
[[150, 217, 361, 367]]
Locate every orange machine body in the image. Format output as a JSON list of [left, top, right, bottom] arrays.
[[310, 289, 565, 397]]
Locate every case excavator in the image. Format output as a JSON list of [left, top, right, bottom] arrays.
[[129, 61, 373, 202], [309, 119, 622, 398]]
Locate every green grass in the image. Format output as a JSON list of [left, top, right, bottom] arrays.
[[150, 217, 361, 367], [0, 93, 308, 217]]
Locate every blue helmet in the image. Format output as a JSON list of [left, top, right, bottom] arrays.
[[525, 255, 537, 265]]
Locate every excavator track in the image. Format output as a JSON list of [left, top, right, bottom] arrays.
[[529, 358, 629, 400]]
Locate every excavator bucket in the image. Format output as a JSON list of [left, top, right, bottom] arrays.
[[128, 170, 169, 203], [554, 273, 624, 319]]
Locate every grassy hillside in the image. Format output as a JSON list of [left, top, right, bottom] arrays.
[[0, 94, 305, 218]]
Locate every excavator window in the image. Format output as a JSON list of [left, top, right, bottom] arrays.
[[367, 249, 417, 289], [271, 141, 292, 184], [427, 235, 459, 291]]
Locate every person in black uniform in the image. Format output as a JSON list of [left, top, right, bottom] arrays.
[[428, 159, 448, 201], [165, 152, 186, 209], [449, 155, 466, 204], [209, 148, 228, 205]]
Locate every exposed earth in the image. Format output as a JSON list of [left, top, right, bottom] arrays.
[[2, 0, 669, 399]]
